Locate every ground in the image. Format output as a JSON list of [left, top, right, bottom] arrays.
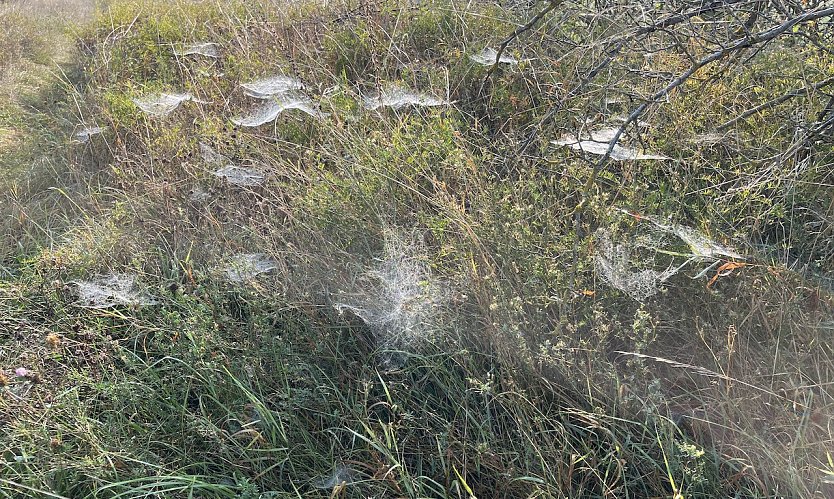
[[1, 0, 833, 497]]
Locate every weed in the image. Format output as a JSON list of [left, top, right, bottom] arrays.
[[1, 0, 833, 497]]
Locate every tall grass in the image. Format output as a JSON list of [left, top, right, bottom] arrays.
[[1, 0, 833, 497]]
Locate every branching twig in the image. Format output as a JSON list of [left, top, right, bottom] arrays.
[[567, 5, 834, 289], [718, 76, 834, 131], [480, 0, 561, 91], [580, 5, 834, 212], [629, 0, 748, 39], [517, 0, 752, 158]]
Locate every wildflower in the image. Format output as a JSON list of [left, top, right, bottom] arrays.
[[15, 367, 28, 377]]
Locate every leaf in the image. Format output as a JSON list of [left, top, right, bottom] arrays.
[[707, 261, 746, 289], [453, 465, 476, 499]]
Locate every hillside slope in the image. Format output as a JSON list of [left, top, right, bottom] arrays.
[[1, 0, 833, 497]]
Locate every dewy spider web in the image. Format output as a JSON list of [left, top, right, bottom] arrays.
[[595, 210, 744, 301], [71, 274, 156, 309], [595, 229, 677, 302], [333, 233, 447, 352]]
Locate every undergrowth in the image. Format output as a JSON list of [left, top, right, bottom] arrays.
[[1, 0, 833, 497]]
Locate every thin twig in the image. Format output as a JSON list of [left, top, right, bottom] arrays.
[[717, 75, 834, 131], [518, 0, 749, 158], [580, 5, 834, 213], [567, 5, 834, 290], [480, 0, 560, 92]]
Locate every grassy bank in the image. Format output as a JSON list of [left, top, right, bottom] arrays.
[[1, 0, 833, 497]]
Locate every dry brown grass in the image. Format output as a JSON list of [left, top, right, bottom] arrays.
[[1, 0, 96, 20], [0, 0, 832, 496]]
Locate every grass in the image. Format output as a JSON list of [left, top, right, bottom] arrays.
[[1, 0, 833, 497], [0, 276, 733, 497]]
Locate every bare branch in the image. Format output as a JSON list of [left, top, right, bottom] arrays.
[[481, 0, 562, 90], [717, 75, 834, 131], [586, 5, 834, 198]]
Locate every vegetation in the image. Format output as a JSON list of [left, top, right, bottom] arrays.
[[0, 0, 832, 497]]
